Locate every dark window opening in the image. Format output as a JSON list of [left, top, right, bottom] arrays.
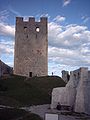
[[67, 74, 70, 81], [24, 26, 27, 29], [24, 27, 27, 31], [29, 72, 32, 77], [26, 35, 28, 38], [78, 72, 80, 79]]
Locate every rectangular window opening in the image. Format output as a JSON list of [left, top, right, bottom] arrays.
[[29, 72, 32, 77]]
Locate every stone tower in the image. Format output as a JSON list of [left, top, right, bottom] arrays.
[[14, 17, 48, 77], [62, 70, 70, 83]]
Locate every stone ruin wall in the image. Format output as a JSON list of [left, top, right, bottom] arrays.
[[14, 17, 48, 77], [51, 67, 90, 115], [75, 68, 90, 114], [62, 70, 69, 83], [0, 60, 13, 77]]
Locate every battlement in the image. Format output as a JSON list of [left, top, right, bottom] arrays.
[[16, 17, 47, 23]]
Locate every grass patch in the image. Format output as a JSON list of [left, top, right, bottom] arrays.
[[0, 108, 42, 120], [0, 108, 27, 120], [0, 75, 66, 107], [21, 113, 43, 120]]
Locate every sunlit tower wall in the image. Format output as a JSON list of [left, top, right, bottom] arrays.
[[14, 17, 48, 77]]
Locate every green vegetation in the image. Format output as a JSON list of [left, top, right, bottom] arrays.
[[0, 108, 42, 120], [21, 113, 43, 120], [0, 75, 66, 107]]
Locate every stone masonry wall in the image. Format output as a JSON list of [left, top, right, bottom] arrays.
[[51, 67, 90, 115], [14, 17, 48, 77], [62, 70, 69, 83]]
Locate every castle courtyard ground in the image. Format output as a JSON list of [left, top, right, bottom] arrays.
[[21, 104, 90, 120]]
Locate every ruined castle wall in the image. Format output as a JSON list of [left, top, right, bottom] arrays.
[[0, 65, 1, 77], [14, 17, 48, 77], [88, 71, 90, 80], [0, 60, 13, 77], [62, 70, 69, 83], [75, 67, 90, 114], [51, 67, 90, 115], [66, 69, 80, 88]]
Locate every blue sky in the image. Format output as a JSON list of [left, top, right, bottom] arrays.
[[0, 0, 90, 76]]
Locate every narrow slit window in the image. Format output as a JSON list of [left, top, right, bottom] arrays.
[[26, 35, 28, 38]]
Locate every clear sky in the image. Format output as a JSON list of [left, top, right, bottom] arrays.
[[0, 0, 90, 76]]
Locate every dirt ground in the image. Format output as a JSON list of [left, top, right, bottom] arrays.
[[21, 104, 90, 120]]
